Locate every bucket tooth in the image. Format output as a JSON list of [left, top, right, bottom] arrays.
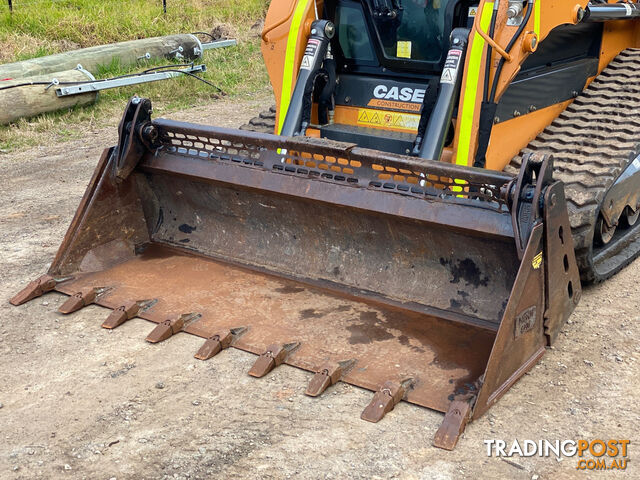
[[433, 399, 473, 450], [146, 320, 174, 344], [305, 359, 355, 397], [58, 286, 102, 314], [102, 300, 141, 329], [361, 379, 411, 423], [145, 312, 199, 343], [194, 329, 232, 360], [194, 327, 245, 360], [10, 274, 58, 306], [248, 342, 299, 378]]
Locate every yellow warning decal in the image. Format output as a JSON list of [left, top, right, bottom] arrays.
[[396, 41, 412, 59], [357, 108, 420, 132], [532, 251, 543, 269]]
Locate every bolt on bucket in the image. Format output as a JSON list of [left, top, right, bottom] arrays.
[[11, 98, 581, 449]]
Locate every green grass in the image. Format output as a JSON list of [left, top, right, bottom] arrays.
[[0, 0, 271, 151]]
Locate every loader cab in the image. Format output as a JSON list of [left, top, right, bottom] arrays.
[[319, 0, 478, 155], [328, 0, 476, 70]]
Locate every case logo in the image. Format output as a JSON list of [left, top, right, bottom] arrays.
[[373, 85, 426, 103]]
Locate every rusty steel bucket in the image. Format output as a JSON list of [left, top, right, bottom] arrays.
[[11, 98, 582, 449]]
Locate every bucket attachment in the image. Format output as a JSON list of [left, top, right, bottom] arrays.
[[12, 98, 582, 448]]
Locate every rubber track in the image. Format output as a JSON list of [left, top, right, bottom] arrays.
[[509, 49, 640, 282], [240, 105, 277, 134]]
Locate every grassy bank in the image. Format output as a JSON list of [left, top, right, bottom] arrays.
[[0, 0, 271, 151]]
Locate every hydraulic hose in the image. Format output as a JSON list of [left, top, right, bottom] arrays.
[[489, 0, 535, 103], [483, 0, 499, 102]]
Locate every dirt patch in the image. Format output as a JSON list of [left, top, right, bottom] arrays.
[[210, 23, 238, 41], [0, 95, 638, 479]]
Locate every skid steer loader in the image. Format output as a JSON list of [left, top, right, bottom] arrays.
[[11, 0, 640, 449]]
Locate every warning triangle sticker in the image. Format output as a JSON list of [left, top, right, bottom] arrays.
[[358, 110, 369, 122], [301, 55, 312, 69], [441, 69, 454, 83], [393, 115, 404, 127], [370, 113, 381, 124]]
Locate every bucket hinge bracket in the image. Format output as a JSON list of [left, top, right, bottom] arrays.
[[505, 152, 554, 259], [115, 96, 158, 180]]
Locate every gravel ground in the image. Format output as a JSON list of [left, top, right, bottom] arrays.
[[1, 95, 638, 479]]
